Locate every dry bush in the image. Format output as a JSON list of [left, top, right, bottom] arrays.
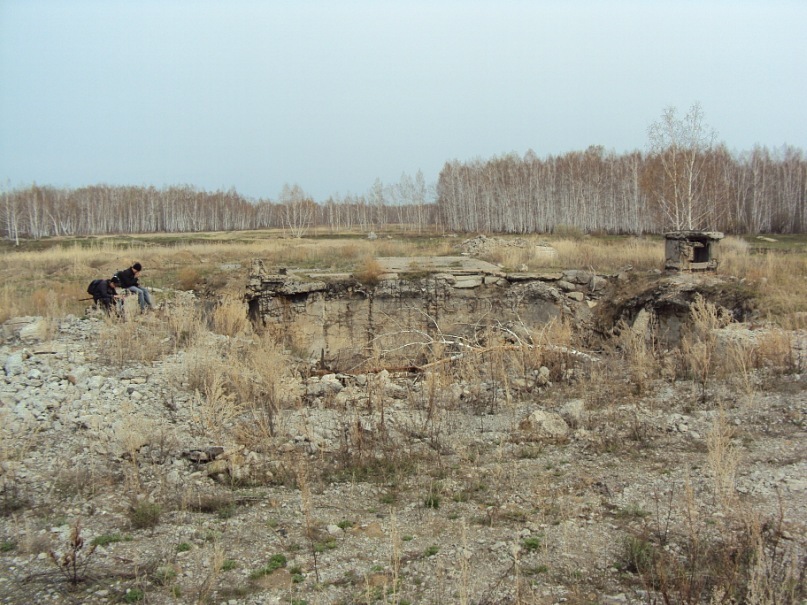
[[615, 316, 661, 394], [175, 340, 227, 395], [720, 235, 750, 257], [677, 294, 728, 398], [189, 373, 242, 441], [164, 295, 206, 348], [726, 335, 759, 398], [755, 329, 795, 373], [177, 266, 201, 290], [722, 249, 807, 326], [212, 296, 250, 337], [0, 285, 15, 322], [30, 285, 86, 318], [175, 331, 295, 446], [706, 408, 739, 511], [624, 500, 806, 605], [96, 314, 170, 367], [526, 316, 577, 383], [353, 257, 385, 285]]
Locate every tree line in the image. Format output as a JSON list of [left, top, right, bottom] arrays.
[[3, 106, 805, 240], [437, 143, 806, 235], [0, 176, 438, 242]]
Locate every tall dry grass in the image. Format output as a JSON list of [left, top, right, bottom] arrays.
[[548, 237, 664, 272], [720, 239, 807, 329]]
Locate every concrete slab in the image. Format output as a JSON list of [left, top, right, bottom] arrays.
[[375, 256, 503, 275]]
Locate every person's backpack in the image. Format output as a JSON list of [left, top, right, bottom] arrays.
[[87, 279, 105, 297]]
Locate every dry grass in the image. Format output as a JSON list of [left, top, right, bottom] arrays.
[[353, 257, 386, 284], [706, 407, 740, 511], [212, 297, 251, 337], [2, 230, 807, 603], [547, 237, 663, 272], [720, 242, 807, 328]]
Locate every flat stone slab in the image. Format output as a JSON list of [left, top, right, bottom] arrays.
[[376, 256, 504, 276]]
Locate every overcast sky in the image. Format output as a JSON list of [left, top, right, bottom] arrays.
[[1, 0, 805, 201]]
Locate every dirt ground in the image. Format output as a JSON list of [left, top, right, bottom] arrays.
[[0, 277, 805, 604]]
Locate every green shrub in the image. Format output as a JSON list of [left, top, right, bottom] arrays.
[[221, 559, 237, 571], [91, 534, 130, 547], [249, 554, 287, 579], [129, 502, 161, 530], [521, 536, 542, 552]]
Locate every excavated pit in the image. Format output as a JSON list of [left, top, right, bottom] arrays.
[[244, 258, 756, 370]]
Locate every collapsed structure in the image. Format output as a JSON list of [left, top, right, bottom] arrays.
[[244, 257, 608, 368]]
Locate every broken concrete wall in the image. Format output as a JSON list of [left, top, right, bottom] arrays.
[[245, 259, 602, 366]]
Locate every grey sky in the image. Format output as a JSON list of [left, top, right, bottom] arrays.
[[1, 0, 805, 202]]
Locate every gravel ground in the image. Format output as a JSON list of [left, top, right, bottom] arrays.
[[1, 312, 805, 605]]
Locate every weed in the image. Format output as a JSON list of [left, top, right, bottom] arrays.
[[423, 494, 440, 509], [123, 587, 144, 602], [619, 534, 655, 574], [129, 501, 161, 530], [176, 542, 191, 552], [250, 554, 288, 579], [521, 537, 542, 552], [48, 519, 97, 586], [615, 503, 650, 519], [221, 559, 238, 571], [91, 533, 130, 547], [314, 539, 337, 553], [217, 503, 237, 519], [153, 565, 178, 586], [424, 545, 439, 557]]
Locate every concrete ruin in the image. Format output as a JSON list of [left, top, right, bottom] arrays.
[[245, 258, 609, 368], [664, 230, 724, 272]]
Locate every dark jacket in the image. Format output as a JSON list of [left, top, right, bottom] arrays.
[[94, 280, 118, 304], [115, 267, 139, 288]]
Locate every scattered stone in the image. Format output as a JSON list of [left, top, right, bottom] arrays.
[[519, 410, 569, 439]]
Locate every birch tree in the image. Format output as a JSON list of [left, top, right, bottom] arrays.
[[646, 103, 717, 230]]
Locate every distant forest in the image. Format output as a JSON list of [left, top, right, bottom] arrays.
[[3, 144, 805, 241]]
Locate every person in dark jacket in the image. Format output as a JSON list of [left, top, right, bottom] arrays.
[[90, 276, 122, 314], [114, 262, 154, 311]]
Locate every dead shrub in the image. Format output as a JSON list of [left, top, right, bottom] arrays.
[[96, 315, 170, 367], [164, 295, 205, 348], [756, 329, 795, 373], [212, 296, 250, 337], [706, 407, 739, 511], [354, 257, 385, 285], [677, 295, 728, 399], [616, 316, 660, 394], [177, 266, 201, 290]]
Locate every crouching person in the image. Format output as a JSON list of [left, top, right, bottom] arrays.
[[88, 276, 122, 315], [114, 262, 154, 312]]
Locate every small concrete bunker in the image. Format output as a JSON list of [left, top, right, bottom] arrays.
[[664, 230, 724, 272]]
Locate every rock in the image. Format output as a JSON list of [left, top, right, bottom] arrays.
[[560, 399, 585, 427], [4, 353, 24, 376], [564, 270, 593, 285], [536, 366, 551, 386], [519, 410, 569, 439], [589, 275, 608, 292], [454, 276, 484, 289], [631, 308, 652, 337], [567, 291, 585, 302], [19, 319, 47, 342]]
